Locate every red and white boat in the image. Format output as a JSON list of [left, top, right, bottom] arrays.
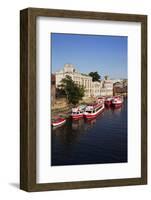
[[104, 97, 114, 107], [111, 96, 123, 108], [97, 96, 106, 103], [83, 102, 104, 119], [71, 108, 84, 119], [71, 105, 86, 120], [52, 117, 66, 127]]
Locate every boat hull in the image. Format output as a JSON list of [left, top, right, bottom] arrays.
[[104, 98, 113, 107], [105, 101, 112, 107], [71, 114, 83, 120], [112, 103, 122, 108], [52, 119, 66, 127], [111, 97, 123, 108]]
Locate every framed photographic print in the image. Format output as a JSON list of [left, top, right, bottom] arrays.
[[20, 8, 147, 191]]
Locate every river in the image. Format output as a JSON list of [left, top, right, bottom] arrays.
[[51, 97, 127, 166]]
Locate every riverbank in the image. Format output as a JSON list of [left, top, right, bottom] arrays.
[[52, 106, 71, 119], [51, 96, 97, 118]]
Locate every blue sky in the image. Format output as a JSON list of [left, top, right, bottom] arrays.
[[51, 33, 127, 79]]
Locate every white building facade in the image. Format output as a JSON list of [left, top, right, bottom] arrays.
[[55, 64, 119, 97], [100, 80, 113, 96]]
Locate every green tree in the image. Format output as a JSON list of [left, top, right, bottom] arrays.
[[59, 75, 85, 105], [89, 71, 101, 82]]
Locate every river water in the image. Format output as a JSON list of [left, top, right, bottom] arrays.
[[51, 97, 127, 166]]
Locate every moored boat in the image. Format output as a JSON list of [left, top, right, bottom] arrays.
[[52, 117, 66, 127], [71, 104, 86, 120], [97, 96, 106, 103], [104, 97, 114, 107], [83, 102, 104, 119], [111, 96, 123, 108]]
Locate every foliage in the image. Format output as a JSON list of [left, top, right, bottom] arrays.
[[104, 75, 109, 80], [88, 71, 101, 82], [59, 75, 85, 105], [56, 88, 66, 98]]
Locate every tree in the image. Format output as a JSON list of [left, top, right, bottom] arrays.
[[89, 71, 101, 82], [59, 75, 85, 105]]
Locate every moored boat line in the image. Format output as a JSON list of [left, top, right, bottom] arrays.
[[52, 95, 124, 127]]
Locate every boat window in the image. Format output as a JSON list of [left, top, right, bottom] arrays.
[[86, 111, 92, 114]]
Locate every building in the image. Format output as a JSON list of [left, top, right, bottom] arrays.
[[113, 82, 123, 88], [55, 64, 92, 97], [55, 64, 119, 98], [100, 79, 113, 96], [91, 81, 102, 97], [113, 80, 128, 95]]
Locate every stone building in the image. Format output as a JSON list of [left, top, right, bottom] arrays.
[[55, 64, 118, 98], [100, 79, 113, 96], [55, 64, 92, 97], [91, 81, 102, 97], [113, 80, 128, 95]]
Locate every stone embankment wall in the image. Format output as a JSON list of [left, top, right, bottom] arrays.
[[52, 98, 68, 110]]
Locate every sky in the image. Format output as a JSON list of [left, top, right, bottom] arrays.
[[51, 33, 127, 79]]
